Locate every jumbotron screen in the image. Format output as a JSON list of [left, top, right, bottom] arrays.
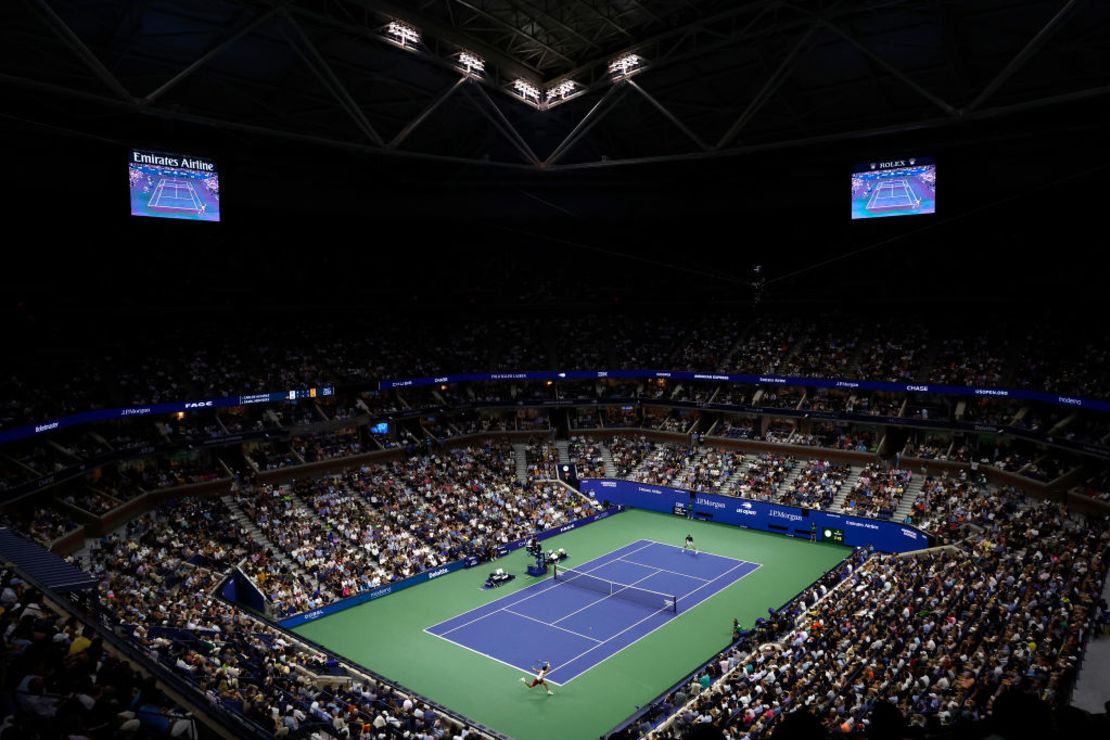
[[851, 156, 935, 219], [129, 149, 220, 222]]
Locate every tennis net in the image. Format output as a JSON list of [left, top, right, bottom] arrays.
[[552, 564, 677, 613]]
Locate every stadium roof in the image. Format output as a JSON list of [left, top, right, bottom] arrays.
[[3, 0, 1109, 169]]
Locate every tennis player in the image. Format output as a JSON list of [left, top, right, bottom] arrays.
[[521, 663, 554, 695], [683, 534, 697, 554]]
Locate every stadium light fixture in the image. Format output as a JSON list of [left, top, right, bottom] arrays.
[[512, 79, 541, 106], [543, 80, 581, 109], [385, 21, 420, 49], [609, 54, 643, 79], [458, 51, 485, 76]]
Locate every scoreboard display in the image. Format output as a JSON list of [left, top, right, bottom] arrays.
[[822, 527, 845, 543], [129, 149, 221, 222], [673, 502, 688, 517], [851, 156, 935, 219]]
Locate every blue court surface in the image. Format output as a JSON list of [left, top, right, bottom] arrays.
[[425, 539, 761, 684]]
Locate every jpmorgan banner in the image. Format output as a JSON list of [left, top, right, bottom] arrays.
[[579, 478, 928, 553]]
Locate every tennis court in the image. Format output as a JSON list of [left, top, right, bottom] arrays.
[[426, 539, 760, 683], [293, 509, 848, 740], [866, 178, 920, 210], [150, 178, 202, 211]]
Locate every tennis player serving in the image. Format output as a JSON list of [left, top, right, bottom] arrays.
[[521, 662, 554, 695]]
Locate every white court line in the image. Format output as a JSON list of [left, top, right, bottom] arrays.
[[640, 538, 760, 570], [430, 540, 656, 637], [677, 561, 763, 602], [617, 557, 711, 582], [154, 202, 202, 210], [550, 560, 763, 683], [503, 608, 601, 643], [429, 538, 763, 685], [418, 541, 669, 684], [873, 178, 916, 207], [550, 603, 673, 674], [551, 568, 666, 626], [420, 628, 566, 686], [150, 179, 202, 211], [149, 181, 165, 206]]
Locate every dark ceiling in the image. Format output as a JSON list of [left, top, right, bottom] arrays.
[[4, 0, 1110, 168], [1, 0, 1109, 312]]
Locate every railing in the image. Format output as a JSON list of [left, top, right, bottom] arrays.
[[7, 389, 1108, 504], [5, 369, 1110, 449], [0, 560, 272, 740]]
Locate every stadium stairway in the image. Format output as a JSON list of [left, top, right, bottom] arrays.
[[717, 321, 759, 369], [221, 494, 334, 602], [554, 440, 570, 464], [774, 461, 805, 498], [600, 444, 617, 478], [892, 476, 925, 522], [1069, 564, 1110, 714], [630, 444, 678, 480], [512, 444, 529, 485], [723, 456, 751, 492], [674, 447, 712, 488], [832, 466, 864, 511], [778, 330, 811, 369]]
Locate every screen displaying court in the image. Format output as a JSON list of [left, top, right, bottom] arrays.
[[129, 149, 220, 222], [851, 156, 935, 219]]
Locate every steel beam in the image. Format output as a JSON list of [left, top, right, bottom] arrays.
[[548, 0, 786, 86], [324, 0, 543, 78], [820, 20, 958, 117], [389, 76, 467, 148], [966, 0, 1084, 113], [143, 5, 286, 104], [548, 81, 1110, 170], [501, 0, 600, 50], [544, 81, 627, 165], [0, 71, 540, 169], [570, 0, 634, 40], [716, 24, 818, 150], [449, 0, 575, 66], [283, 13, 385, 147], [26, 0, 133, 102], [625, 78, 709, 152], [465, 80, 541, 165]]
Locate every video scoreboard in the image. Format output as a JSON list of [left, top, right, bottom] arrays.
[[129, 148, 221, 222], [851, 156, 936, 220]]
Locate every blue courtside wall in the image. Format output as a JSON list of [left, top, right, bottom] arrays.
[[494, 507, 619, 556], [278, 559, 470, 629], [278, 507, 622, 629], [232, 568, 268, 614], [579, 479, 928, 553], [219, 575, 237, 603]]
